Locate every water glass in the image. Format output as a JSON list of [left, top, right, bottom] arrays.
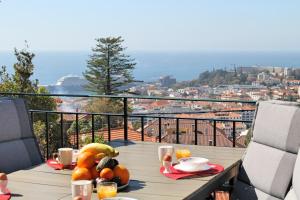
[[158, 145, 174, 163], [71, 180, 92, 200], [72, 149, 80, 163], [0, 180, 8, 194]]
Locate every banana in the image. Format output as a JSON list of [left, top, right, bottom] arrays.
[[80, 143, 119, 157], [95, 153, 106, 161]]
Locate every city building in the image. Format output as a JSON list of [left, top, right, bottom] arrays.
[[159, 75, 176, 87]]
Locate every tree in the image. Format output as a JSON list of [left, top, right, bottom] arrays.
[[0, 45, 60, 157], [83, 36, 136, 95], [85, 98, 127, 128], [13, 45, 37, 93], [0, 46, 56, 116]]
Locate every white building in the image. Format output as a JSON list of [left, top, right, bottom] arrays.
[[257, 72, 270, 82], [284, 67, 293, 77]]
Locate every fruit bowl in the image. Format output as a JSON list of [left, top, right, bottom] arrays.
[[117, 180, 130, 191], [71, 143, 130, 192]]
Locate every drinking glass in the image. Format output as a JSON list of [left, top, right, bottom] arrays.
[[175, 149, 191, 160], [97, 182, 117, 200], [158, 145, 174, 163], [0, 180, 8, 194], [71, 180, 92, 200], [72, 149, 80, 163]]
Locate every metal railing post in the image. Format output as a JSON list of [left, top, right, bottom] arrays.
[[30, 112, 34, 124], [213, 120, 217, 146], [194, 119, 198, 145], [123, 97, 128, 140], [76, 113, 79, 149], [107, 115, 111, 142], [176, 118, 179, 144], [141, 116, 144, 141], [91, 114, 95, 142], [60, 113, 64, 147], [158, 117, 162, 143], [45, 112, 49, 160], [232, 121, 236, 147]]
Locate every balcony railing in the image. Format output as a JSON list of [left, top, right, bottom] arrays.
[[0, 92, 256, 159]]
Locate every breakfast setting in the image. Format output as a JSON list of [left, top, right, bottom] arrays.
[[158, 145, 224, 180], [0, 142, 225, 200]]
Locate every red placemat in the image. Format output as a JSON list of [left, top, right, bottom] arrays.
[[47, 159, 76, 170], [160, 163, 224, 180], [0, 188, 11, 200]]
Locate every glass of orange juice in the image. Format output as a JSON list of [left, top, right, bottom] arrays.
[[97, 182, 117, 200], [176, 149, 191, 160]]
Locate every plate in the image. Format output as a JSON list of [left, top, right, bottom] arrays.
[[178, 157, 209, 165], [173, 163, 212, 173]]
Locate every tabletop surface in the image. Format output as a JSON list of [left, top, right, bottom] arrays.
[[8, 140, 245, 200]]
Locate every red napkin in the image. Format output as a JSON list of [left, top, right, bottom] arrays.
[[0, 188, 11, 200], [160, 163, 224, 180], [47, 159, 76, 170]]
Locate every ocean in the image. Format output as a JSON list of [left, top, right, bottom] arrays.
[[1, 51, 300, 85]]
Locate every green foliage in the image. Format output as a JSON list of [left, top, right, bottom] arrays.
[[0, 66, 19, 92], [67, 118, 92, 135], [83, 36, 136, 95], [197, 69, 251, 87], [13, 47, 37, 92], [86, 98, 128, 128], [132, 120, 141, 131], [86, 98, 125, 114], [245, 129, 252, 146], [0, 45, 59, 157], [83, 135, 105, 145]]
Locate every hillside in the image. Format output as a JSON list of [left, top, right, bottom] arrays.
[[196, 69, 250, 86]]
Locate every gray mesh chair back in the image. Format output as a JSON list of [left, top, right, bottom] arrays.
[[285, 149, 300, 200], [231, 101, 300, 200], [0, 98, 43, 173]]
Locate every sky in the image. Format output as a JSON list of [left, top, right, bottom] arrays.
[[0, 0, 300, 52]]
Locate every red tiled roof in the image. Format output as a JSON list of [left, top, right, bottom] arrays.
[[69, 128, 157, 145], [144, 119, 245, 148]]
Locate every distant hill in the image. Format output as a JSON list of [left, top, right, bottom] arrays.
[[196, 69, 250, 87], [172, 69, 253, 88]]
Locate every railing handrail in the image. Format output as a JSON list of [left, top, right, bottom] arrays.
[[29, 109, 252, 123], [0, 92, 257, 104]]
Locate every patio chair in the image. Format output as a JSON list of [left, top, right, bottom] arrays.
[[285, 149, 300, 200], [0, 98, 43, 173], [230, 100, 300, 200]]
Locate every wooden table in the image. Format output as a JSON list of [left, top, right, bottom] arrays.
[[8, 140, 245, 200]]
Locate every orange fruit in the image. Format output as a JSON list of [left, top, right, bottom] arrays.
[[77, 152, 95, 168], [100, 168, 114, 180], [90, 166, 99, 179], [113, 165, 129, 185], [72, 167, 92, 180]]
